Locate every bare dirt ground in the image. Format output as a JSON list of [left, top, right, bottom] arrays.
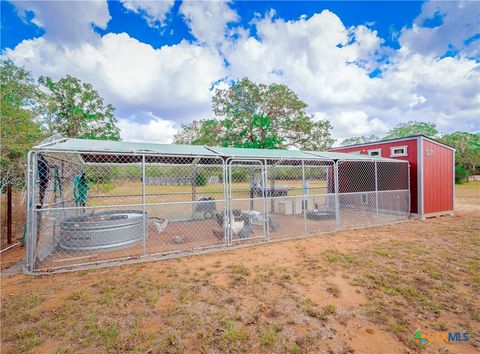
[[1, 183, 479, 353]]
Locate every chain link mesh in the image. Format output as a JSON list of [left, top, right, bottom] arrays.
[[26, 151, 410, 273]]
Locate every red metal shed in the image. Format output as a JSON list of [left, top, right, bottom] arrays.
[[330, 135, 455, 218]]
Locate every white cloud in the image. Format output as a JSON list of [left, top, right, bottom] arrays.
[[120, 0, 175, 28], [4, 0, 479, 144], [347, 25, 386, 70], [180, 0, 239, 46], [399, 1, 479, 58], [225, 10, 383, 109], [4, 33, 227, 122], [11, 0, 110, 44], [224, 8, 479, 139], [315, 111, 390, 143], [118, 113, 178, 143]]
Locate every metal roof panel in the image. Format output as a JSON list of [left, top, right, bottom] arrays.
[[33, 138, 219, 156], [33, 138, 407, 163]]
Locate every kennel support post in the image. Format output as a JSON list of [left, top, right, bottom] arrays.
[[142, 154, 146, 256], [191, 164, 196, 220], [302, 160, 307, 233], [263, 159, 269, 241], [334, 161, 340, 227], [407, 164, 411, 214], [25, 151, 32, 271], [222, 159, 229, 246], [226, 157, 235, 245], [375, 161, 379, 218], [27, 152, 37, 273]]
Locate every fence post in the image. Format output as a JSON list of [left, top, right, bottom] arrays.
[[25, 152, 31, 270], [28, 152, 37, 272], [6, 183, 12, 244], [223, 160, 229, 246], [263, 159, 269, 241], [142, 154, 146, 256], [192, 164, 196, 219], [375, 162, 379, 218], [407, 163, 411, 215], [334, 162, 340, 228], [226, 160, 232, 245], [302, 160, 307, 233]]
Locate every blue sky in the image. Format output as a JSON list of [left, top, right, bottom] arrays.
[[1, 1, 479, 144], [2, 1, 424, 50]]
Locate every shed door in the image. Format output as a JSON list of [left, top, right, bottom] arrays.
[[423, 140, 454, 214]]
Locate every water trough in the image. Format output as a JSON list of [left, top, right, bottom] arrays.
[[59, 210, 147, 251]]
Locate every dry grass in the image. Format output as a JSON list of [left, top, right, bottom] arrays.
[[1, 182, 479, 353], [87, 179, 327, 206]]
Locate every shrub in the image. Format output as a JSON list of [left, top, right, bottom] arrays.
[[84, 166, 115, 184], [455, 165, 469, 184]]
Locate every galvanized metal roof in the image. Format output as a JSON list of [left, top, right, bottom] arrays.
[[34, 138, 405, 162], [35, 138, 219, 156], [207, 146, 317, 160]]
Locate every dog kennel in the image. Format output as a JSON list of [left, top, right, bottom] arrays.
[[25, 138, 410, 273]]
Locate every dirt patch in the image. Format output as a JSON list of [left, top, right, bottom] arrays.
[[1, 183, 479, 353], [0, 244, 23, 270], [334, 318, 406, 354]]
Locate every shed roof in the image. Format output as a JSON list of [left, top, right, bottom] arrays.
[[33, 138, 404, 163], [330, 134, 455, 151]]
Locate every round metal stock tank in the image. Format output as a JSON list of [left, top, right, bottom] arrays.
[[59, 210, 147, 251]]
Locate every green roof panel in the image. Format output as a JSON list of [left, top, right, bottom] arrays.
[[35, 138, 218, 156], [207, 146, 316, 160], [34, 138, 405, 163]]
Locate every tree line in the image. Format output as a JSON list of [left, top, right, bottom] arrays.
[[1, 60, 120, 189], [1, 60, 478, 189]]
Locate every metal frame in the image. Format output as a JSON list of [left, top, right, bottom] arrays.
[[418, 136, 424, 215], [25, 148, 411, 274], [452, 145, 455, 212]]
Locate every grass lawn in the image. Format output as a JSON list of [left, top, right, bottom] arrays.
[[1, 182, 479, 353]]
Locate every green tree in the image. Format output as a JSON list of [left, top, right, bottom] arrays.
[[441, 132, 480, 173], [173, 119, 222, 146], [301, 119, 335, 151], [454, 165, 469, 184], [39, 75, 120, 140], [383, 121, 438, 140], [341, 135, 379, 146], [213, 78, 334, 150], [180, 78, 333, 150], [0, 60, 43, 188], [222, 114, 283, 149]]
